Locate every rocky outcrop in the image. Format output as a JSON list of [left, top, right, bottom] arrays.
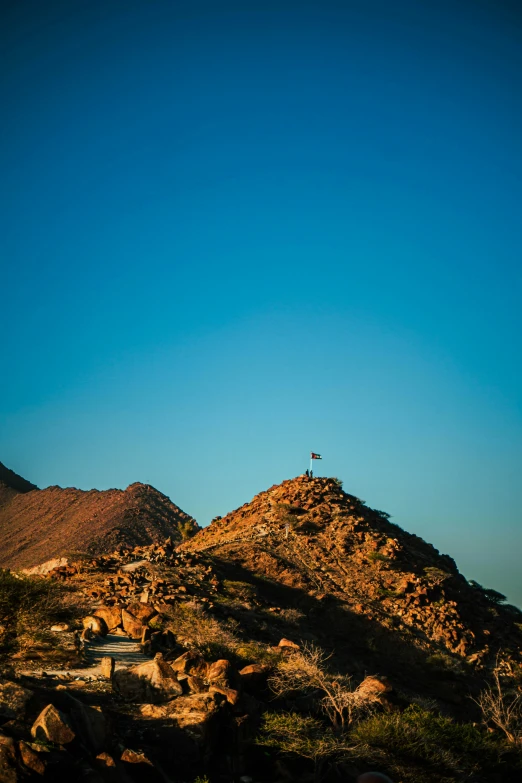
[[113, 653, 183, 702]]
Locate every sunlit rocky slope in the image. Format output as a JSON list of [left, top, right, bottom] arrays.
[[0, 463, 198, 569]]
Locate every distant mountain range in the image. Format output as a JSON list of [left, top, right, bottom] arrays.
[[0, 461, 198, 569]]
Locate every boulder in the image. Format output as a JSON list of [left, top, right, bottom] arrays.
[[0, 734, 17, 783], [207, 659, 233, 685], [140, 692, 221, 743], [50, 623, 70, 632], [170, 651, 208, 679], [126, 602, 157, 624], [209, 684, 240, 706], [239, 663, 270, 692], [121, 609, 144, 639], [0, 680, 33, 720], [120, 749, 153, 766], [31, 704, 75, 745], [94, 605, 123, 631], [82, 616, 108, 637], [18, 741, 46, 776], [112, 653, 183, 703], [95, 752, 116, 769], [67, 696, 108, 754], [354, 675, 392, 705], [278, 638, 300, 650]]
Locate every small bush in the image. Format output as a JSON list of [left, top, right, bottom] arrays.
[[0, 569, 71, 665], [257, 711, 353, 782], [368, 552, 389, 563], [351, 704, 505, 777], [163, 601, 239, 660]]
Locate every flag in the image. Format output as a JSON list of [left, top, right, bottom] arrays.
[[311, 452, 322, 459]]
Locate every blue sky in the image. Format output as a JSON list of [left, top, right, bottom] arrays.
[[1, 0, 521, 606]]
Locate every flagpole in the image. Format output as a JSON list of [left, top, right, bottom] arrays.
[[309, 454, 313, 475]]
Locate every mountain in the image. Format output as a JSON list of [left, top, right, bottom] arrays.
[[1, 473, 521, 783], [182, 475, 522, 675], [0, 465, 198, 569], [0, 460, 38, 505]]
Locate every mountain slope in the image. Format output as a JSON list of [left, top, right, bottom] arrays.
[[182, 475, 522, 671], [0, 460, 39, 505], [0, 474, 198, 569]]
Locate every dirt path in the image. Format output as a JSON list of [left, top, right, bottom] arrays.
[[23, 634, 151, 679]]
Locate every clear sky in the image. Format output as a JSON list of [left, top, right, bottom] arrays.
[[1, 1, 521, 606]]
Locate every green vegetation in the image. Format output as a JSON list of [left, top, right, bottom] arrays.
[[367, 552, 389, 563], [351, 705, 508, 781], [0, 569, 72, 667], [257, 712, 352, 783]]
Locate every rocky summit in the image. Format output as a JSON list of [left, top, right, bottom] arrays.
[[0, 469, 521, 783]]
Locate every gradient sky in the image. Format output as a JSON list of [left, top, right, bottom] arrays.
[[1, 1, 521, 606]]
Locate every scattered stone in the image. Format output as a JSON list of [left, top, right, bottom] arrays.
[[94, 605, 122, 632], [0, 680, 33, 720], [278, 638, 300, 650], [0, 733, 17, 783], [120, 748, 153, 765], [95, 751, 116, 768], [50, 623, 70, 632], [100, 656, 115, 679], [112, 653, 183, 702], [121, 609, 144, 639], [170, 650, 208, 678], [31, 704, 75, 745], [82, 616, 108, 636], [18, 740, 46, 776]]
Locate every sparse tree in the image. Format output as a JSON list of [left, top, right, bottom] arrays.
[[269, 643, 379, 732], [474, 666, 522, 747]]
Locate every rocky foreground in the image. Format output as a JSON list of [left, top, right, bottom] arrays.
[[0, 474, 521, 782]]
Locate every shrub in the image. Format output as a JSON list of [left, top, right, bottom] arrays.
[[257, 711, 354, 783], [368, 552, 389, 563], [163, 601, 239, 659], [351, 704, 505, 778], [269, 643, 379, 731], [0, 569, 69, 664], [474, 666, 522, 747]]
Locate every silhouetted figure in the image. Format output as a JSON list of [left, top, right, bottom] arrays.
[[310, 469, 313, 478], [305, 469, 309, 477], [357, 773, 393, 783]]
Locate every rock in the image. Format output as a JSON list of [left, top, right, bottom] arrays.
[[207, 658, 233, 685], [81, 627, 94, 643], [50, 623, 70, 632], [67, 696, 108, 754], [278, 638, 300, 650], [100, 657, 115, 679], [31, 704, 75, 745], [82, 616, 108, 636], [239, 663, 270, 691], [94, 605, 122, 632], [121, 609, 144, 639], [126, 602, 157, 624], [140, 692, 221, 743], [209, 684, 240, 705], [170, 650, 208, 678], [120, 749, 153, 765], [95, 751, 116, 768], [113, 653, 183, 703], [186, 675, 207, 694], [18, 741, 46, 776], [0, 734, 17, 783], [0, 680, 33, 720], [354, 675, 392, 704]]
